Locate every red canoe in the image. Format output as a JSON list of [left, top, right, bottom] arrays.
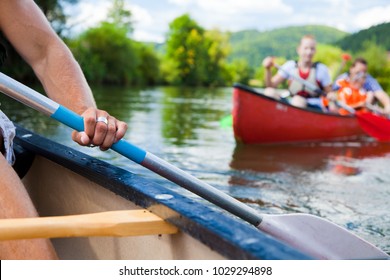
[[232, 84, 366, 144]]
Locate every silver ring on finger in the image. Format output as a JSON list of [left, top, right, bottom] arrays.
[[96, 116, 108, 125]]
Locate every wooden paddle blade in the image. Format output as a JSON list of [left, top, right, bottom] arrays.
[[356, 112, 390, 141], [258, 214, 389, 260]]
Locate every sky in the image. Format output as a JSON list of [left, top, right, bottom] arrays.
[[66, 0, 390, 43]]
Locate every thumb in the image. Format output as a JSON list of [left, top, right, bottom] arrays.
[[72, 131, 91, 146]]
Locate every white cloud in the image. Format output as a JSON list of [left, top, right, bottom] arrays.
[[131, 4, 177, 42], [168, 0, 190, 5], [68, 0, 390, 42], [66, 1, 110, 33], [169, 0, 292, 15], [165, 0, 294, 32], [354, 5, 390, 29], [195, 0, 293, 15]]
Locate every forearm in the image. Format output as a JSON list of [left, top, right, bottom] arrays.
[[264, 69, 273, 87], [375, 91, 390, 112], [32, 39, 96, 114]]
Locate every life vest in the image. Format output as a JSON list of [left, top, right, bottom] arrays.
[[288, 62, 321, 98], [336, 78, 368, 115]]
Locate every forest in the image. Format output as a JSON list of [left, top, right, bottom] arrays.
[[1, 0, 389, 91]]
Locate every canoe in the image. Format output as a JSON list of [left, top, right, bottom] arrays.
[[10, 124, 309, 260], [232, 83, 366, 144]]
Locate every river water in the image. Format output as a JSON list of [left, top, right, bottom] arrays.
[[1, 85, 389, 255]]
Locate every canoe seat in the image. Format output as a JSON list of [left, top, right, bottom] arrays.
[[0, 210, 178, 240]]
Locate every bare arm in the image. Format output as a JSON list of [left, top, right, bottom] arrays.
[[0, 0, 95, 113], [374, 90, 390, 114], [0, 0, 127, 149]]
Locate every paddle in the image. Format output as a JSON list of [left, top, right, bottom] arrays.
[[334, 53, 352, 79], [0, 72, 388, 259], [338, 105, 390, 141], [0, 210, 178, 240]]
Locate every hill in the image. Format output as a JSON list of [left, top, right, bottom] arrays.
[[336, 22, 390, 52], [228, 25, 348, 68]]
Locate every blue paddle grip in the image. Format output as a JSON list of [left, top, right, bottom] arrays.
[[50, 105, 146, 164]]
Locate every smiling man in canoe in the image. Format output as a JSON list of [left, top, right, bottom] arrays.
[[262, 35, 332, 110]]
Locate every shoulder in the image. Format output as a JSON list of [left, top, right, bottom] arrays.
[[332, 73, 348, 90], [364, 74, 383, 91], [282, 60, 297, 69], [314, 62, 329, 72], [335, 73, 348, 81], [278, 60, 296, 78], [314, 62, 331, 84]]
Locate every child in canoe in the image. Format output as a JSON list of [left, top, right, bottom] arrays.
[[327, 70, 373, 115]]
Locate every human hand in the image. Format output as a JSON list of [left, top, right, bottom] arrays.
[[326, 91, 338, 101], [71, 107, 128, 151], [262, 56, 274, 69]]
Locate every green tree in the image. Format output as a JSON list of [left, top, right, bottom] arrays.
[[35, 0, 79, 36], [356, 41, 390, 92], [204, 29, 231, 86], [163, 14, 232, 86], [107, 0, 134, 35], [135, 43, 161, 85], [227, 59, 253, 85], [69, 1, 160, 86], [70, 22, 138, 84], [314, 44, 346, 79], [164, 14, 207, 86]]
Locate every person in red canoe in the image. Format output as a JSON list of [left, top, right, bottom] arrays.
[[332, 57, 390, 115], [262, 35, 332, 110], [330, 70, 373, 115]]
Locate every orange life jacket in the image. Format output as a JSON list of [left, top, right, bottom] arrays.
[[336, 79, 367, 115]]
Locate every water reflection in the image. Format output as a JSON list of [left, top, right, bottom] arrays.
[[230, 141, 390, 175], [229, 141, 390, 253], [161, 87, 230, 146]]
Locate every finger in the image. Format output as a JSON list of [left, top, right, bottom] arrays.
[[91, 115, 109, 146], [99, 116, 117, 151], [82, 108, 98, 140], [114, 120, 128, 143], [72, 131, 91, 146]]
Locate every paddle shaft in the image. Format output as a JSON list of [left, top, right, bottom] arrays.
[[0, 210, 178, 240], [0, 72, 262, 227]]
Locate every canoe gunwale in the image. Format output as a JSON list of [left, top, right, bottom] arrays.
[[14, 124, 310, 260], [233, 83, 355, 118]]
